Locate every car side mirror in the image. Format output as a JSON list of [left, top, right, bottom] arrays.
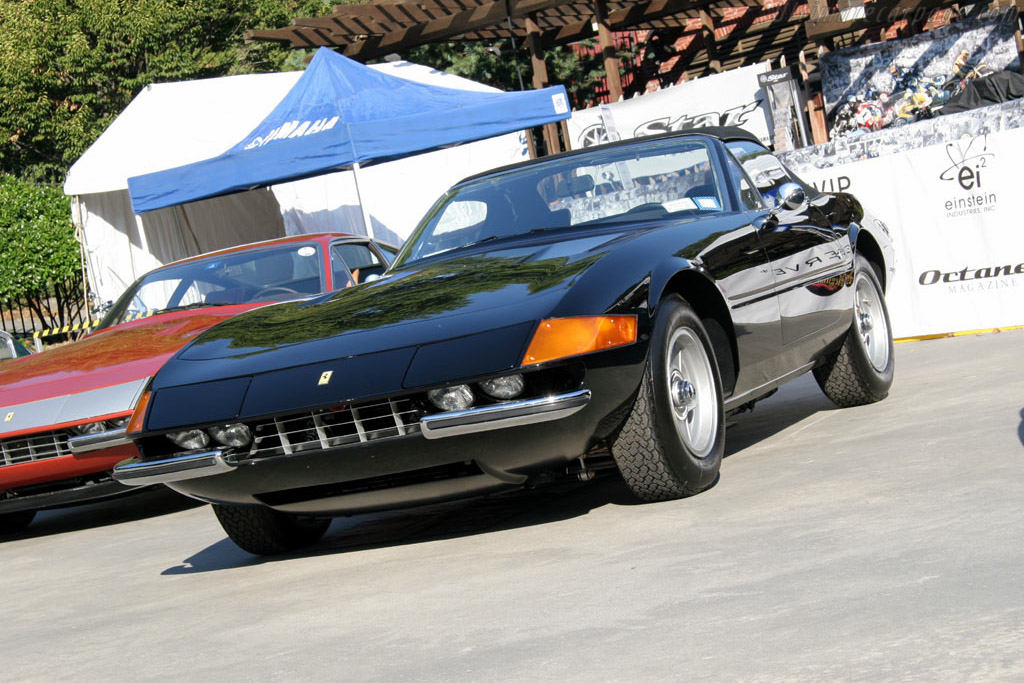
[[778, 182, 807, 211]]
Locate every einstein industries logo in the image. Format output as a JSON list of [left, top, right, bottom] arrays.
[[939, 136, 997, 218]]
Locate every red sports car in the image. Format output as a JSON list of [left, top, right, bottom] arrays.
[[0, 233, 395, 533]]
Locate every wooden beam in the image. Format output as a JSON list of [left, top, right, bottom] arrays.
[[805, 0, 958, 41], [527, 0, 700, 51], [700, 8, 722, 74], [525, 13, 562, 153], [332, 0, 568, 60], [593, 0, 624, 102]]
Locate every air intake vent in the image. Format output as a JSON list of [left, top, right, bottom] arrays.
[[1, 431, 71, 468], [246, 398, 420, 459]]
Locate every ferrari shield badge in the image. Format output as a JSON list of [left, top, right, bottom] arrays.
[[318, 371, 333, 386], [4, 412, 13, 422]]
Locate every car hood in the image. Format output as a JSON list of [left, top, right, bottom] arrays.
[[0, 306, 257, 434], [155, 229, 641, 391]]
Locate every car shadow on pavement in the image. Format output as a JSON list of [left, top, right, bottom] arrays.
[[162, 475, 643, 574], [2, 486, 203, 542], [723, 373, 835, 458]]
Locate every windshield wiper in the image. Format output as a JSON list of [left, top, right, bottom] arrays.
[[156, 302, 232, 314], [527, 226, 572, 234], [460, 235, 500, 249]]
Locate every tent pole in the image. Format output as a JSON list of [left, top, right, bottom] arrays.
[[351, 162, 376, 240]]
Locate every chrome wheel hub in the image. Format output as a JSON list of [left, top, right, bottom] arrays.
[[672, 377, 697, 413], [854, 271, 890, 372], [665, 327, 717, 458]]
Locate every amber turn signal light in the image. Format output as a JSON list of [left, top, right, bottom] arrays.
[[523, 315, 638, 366], [126, 391, 152, 435]]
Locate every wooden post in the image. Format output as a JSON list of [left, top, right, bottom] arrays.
[[525, 12, 561, 154], [593, 0, 623, 102], [809, 93, 829, 145], [805, 0, 833, 145], [700, 9, 722, 75]]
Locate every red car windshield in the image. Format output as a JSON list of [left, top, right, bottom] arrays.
[[99, 243, 324, 328]]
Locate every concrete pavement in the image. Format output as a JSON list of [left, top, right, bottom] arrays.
[[3, 330, 1023, 681]]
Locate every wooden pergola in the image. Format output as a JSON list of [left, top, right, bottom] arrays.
[[248, 0, 1008, 149]]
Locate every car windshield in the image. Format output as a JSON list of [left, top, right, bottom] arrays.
[[396, 137, 723, 265], [99, 243, 324, 328]]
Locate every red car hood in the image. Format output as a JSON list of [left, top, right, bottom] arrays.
[[0, 306, 255, 435]]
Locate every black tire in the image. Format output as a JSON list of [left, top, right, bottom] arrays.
[[0, 510, 36, 534], [611, 295, 725, 501], [212, 504, 330, 556], [814, 255, 894, 407]]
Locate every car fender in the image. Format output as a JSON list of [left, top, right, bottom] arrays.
[[849, 209, 896, 292]]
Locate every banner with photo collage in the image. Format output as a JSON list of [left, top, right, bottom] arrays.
[[820, 8, 1020, 138], [781, 100, 1024, 338]]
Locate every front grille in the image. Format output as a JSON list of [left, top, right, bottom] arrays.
[[245, 398, 421, 459], [0, 431, 71, 467]]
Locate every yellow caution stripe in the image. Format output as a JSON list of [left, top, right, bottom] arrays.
[[32, 319, 102, 339], [895, 325, 1024, 344], [30, 310, 158, 339]]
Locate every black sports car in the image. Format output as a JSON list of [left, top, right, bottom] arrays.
[[115, 128, 896, 555]]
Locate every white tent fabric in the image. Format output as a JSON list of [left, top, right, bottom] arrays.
[[65, 63, 528, 305]]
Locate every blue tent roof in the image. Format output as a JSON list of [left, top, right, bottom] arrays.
[[128, 49, 571, 214]]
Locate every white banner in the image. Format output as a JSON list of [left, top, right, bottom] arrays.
[[784, 127, 1024, 338], [567, 63, 772, 149]]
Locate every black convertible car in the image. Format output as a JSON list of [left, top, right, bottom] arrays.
[[115, 129, 895, 554]]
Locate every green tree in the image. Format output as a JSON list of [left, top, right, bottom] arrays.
[[0, 174, 84, 329], [0, 0, 334, 182], [407, 40, 626, 109]]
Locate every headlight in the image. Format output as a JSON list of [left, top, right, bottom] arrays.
[[106, 417, 130, 430], [166, 429, 210, 450], [71, 422, 106, 436], [208, 423, 252, 448], [478, 374, 525, 400], [427, 385, 474, 412]]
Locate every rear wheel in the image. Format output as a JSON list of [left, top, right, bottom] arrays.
[[0, 510, 36, 534], [212, 504, 330, 556], [814, 255, 894, 407], [612, 296, 724, 501]]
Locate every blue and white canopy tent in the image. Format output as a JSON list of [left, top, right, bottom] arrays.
[[128, 48, 571, 238]]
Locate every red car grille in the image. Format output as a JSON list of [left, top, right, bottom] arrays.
[[245, 398, 421, 459], [0, 431, 71, 467]]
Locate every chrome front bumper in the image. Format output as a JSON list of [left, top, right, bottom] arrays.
[[113, 450, 235, 486], [419, 389, 591, 439], [113, 390, 592, 486], [68, 427, 130, 455]]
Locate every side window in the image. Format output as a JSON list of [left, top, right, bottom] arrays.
[[726, 140, 797, 209], [725, 154, 764, 211], [331, 242, 385, 286], [377, 243, 398, 264]]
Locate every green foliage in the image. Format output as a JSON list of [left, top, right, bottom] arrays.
[[0, 0, 334, 182], [0, 174, 83, 327], [406, 40, 634, 108]]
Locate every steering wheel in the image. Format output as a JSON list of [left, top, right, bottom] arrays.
[[251, 286, 300, 301]]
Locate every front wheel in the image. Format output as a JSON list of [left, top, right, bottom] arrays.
[[814, 255, 894, 407], [212, 504, 330, 556], [611, 295, 725, 501]]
